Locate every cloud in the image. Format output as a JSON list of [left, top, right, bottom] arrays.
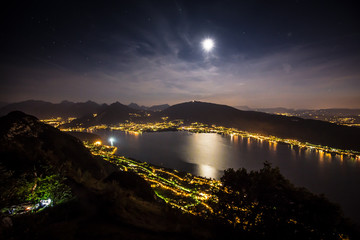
[[1, 1, 359, 108], [75, 38, 357, 108], [2, 37, 359, 109]]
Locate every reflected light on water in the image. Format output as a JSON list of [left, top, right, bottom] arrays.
[[246, 137, 251, 151], [97, 130, 360, 224], [318, 150, 325, 165], [230, 134, 238, 143], [269, 141, 278, 152], [326, 153, 332, 162], [127, 131, 141, 137], [259, 138, 264, 147], [198, 164, 217, 179], [186, 133, 224, 178]]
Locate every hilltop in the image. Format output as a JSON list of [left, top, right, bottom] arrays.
[[236, 106, 360, 126], [161, 101, 360, 151], [0, 100, 170, 119], [128, 102, 170, 111], [2, 100, 360, 151]]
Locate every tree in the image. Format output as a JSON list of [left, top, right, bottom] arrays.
[[215, 162, 354, 239]]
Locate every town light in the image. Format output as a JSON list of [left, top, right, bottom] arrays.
[[109, 137, 115, 146]]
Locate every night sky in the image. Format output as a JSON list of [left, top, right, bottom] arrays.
[[1, 0, 359, 108]]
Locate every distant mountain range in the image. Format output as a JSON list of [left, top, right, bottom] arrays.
[[1, 100, 359, 151], [128, 102, 170, 111], [0, 100, 170, 119], [236, 106, 360, 116], [0, 100, 103, 119], [66, 101, 360, 152], [67, 102, 138, 127], [235, 106, 360, 125], [2, 100, 358, 120], [162, 101, 360, 152], [61, 102, 170, 128]]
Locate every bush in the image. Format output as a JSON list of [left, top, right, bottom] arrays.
[[104, 171, 154, 201], [216, 162, 356, 239]]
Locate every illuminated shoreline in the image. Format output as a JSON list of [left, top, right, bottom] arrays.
[[83, 141, 354, 236], [84, 142, 220, 216], [55, 119, 360, 160], [180, 123, 360, 160]]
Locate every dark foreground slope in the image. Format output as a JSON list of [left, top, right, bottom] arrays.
[[0, 111, 116, 181], [0, 112, 253, 240], [161, 101, 360, 151], [0, 112, 359, 239]]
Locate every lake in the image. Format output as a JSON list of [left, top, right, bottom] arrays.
[[96, 130, 360, 224]]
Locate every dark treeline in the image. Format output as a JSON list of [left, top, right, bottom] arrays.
[[215, 162, 360, 239]]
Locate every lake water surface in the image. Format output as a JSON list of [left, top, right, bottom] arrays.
[[96, 130, 360, 223]]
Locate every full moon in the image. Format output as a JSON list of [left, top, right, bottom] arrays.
[[202, 38, 215, 52]]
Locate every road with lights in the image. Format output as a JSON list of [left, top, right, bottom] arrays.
[[85, 141, 222, 216]]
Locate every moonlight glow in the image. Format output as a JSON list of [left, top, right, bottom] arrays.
[[202, 38, 215, 52]]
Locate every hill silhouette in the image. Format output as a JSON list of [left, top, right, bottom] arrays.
[[3, 100, 359, 151], [0, 111, 117, 182], [0, 100, 102, 119], [65, 102, 137, 128], [161, 101, 360, 151], [128, 103, 169, 111], [0, 100, 170, 120]]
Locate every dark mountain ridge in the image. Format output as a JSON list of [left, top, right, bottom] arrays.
[[0, 111, 116, 181], [240, 106, 360, 116], [128, 102, 144, 110], [161, 101, 360, 151], [3, 100, 359, 151], [128, 102, 170, 111], [92, 102, 135, 125], [0, 100, 102, 119], [65, 101, 138, 127]]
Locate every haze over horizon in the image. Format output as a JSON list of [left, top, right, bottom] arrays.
[[1, 0, 359, 109], [3, 99, 360, 111]]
